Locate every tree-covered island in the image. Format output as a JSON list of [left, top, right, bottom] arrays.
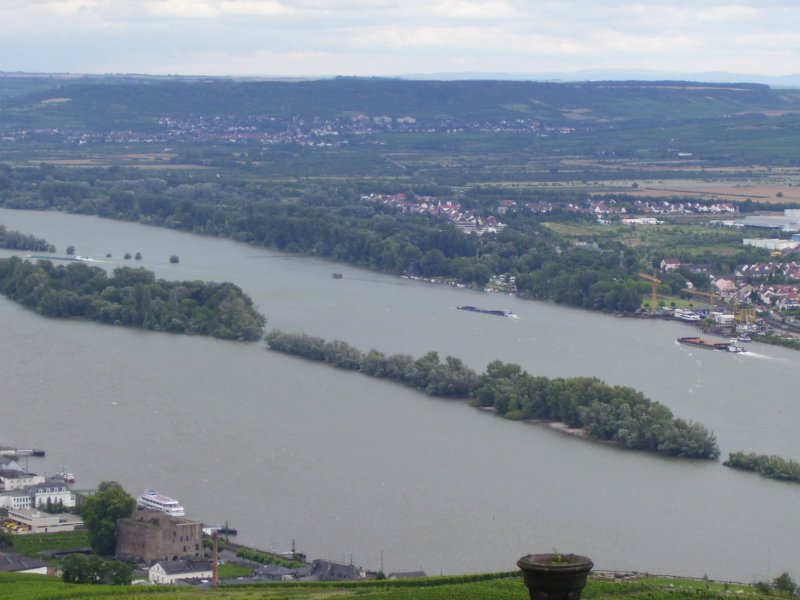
[[0, 257, 266, 340], [265, 330, 720, 459], [0, 223, 55, 252], [723, 451, 800, 484]]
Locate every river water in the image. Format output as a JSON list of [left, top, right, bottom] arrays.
[[1, 207, 799, 580]]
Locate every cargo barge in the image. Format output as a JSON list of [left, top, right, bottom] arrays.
[[678, 337, 745, 353], [457, 305, 516, 318]]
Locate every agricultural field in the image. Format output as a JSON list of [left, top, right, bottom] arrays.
[[0, 572, 782, 599]]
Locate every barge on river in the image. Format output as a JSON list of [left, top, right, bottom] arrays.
[[457, 305, 516, 318], [678, 337, 745, 353]]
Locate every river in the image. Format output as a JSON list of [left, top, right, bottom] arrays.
[[1, 207, 799, 580]]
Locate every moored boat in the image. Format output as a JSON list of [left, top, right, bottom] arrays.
[[673, 308, 701, 322], [136, 489, 186, 517], [53, 471, 76, 484]]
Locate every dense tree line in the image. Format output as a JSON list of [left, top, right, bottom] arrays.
[[0, 165, 651, 313], [0, 257, 266, 340], [0, 223, 55, 252], [723, 451, 800, 483], [4, 160, 782, 315], [265, 330, 719, 459]]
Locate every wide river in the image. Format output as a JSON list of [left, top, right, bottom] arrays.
[[1, 208, 799, 580]]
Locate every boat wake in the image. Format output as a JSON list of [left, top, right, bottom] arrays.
[[739, 351, 773, 360]]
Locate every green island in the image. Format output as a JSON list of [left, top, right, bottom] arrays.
[[0, 224, 55, 253], [723, 451, 800, 484], [0, 257, 266, 340], [265, 330, 719, 459]]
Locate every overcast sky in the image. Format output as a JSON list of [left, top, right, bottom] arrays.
[[3, 0, 799, 79]]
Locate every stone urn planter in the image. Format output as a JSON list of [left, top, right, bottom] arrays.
[[517, 553, 594, 600]]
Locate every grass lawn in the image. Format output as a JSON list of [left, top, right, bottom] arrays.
[[12, 531, 91, 556]]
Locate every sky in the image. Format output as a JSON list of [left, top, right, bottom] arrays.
[[3, 0, 800, 79]]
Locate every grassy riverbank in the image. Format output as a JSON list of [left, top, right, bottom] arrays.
[[0, 571, 782, 599]]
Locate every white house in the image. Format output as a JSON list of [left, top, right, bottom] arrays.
[[149, 559, 213, 584], [0, 490, 32, 510], [660, 258, 681, 272], [0, 470, 45, 491], [28, 482, 76, 509]]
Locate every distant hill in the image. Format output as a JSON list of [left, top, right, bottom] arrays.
[[401, 70, 800, 88], [2, 75, 800, 131]]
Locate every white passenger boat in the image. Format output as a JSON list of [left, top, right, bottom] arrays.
[[136, 489, 186, 517]]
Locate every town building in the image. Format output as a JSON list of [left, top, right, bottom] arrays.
[[0, 469, 45, 491], [743, 238, 800, 251], [300, 559, 364, 581], [739, 209, 800, 232], [116, 510, 203, 564], [389, 570, 428, 579], [28, 482, 76, 509], [255, 563, 301, 580], [0, 551, 49, 575], [0, 490, 32, 510], [6, 509, 83, 534], [660, 258, 681, 272], [148, 559, 212, 584]]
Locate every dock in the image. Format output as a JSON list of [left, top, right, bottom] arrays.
[[0, 447, 46, 457]]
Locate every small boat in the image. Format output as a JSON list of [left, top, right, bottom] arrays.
[[737, 334, 753, 343], [332, 273, 343, 279], [53, 471, 76, 484]]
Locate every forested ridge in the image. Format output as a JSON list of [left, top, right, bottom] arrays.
[[0, 257, 265, 340], [265, 330, 720, 459], [2, 77, 793, 128]]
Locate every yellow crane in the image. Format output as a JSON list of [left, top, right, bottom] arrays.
[[639, 271, 662, 312]]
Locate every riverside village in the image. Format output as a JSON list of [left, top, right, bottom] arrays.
[[0, 448, 426, 586]]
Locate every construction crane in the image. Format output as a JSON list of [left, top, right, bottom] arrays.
[[639, 271, 661, 312]]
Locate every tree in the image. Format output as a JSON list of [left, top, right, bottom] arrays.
[[61, 554, 133, 585], [774, 572, 797, 596], [80, 481, 135, 556], [170, 255, 180, 264], [62, 554, 91, 583], [66, 245, 75, 255]]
